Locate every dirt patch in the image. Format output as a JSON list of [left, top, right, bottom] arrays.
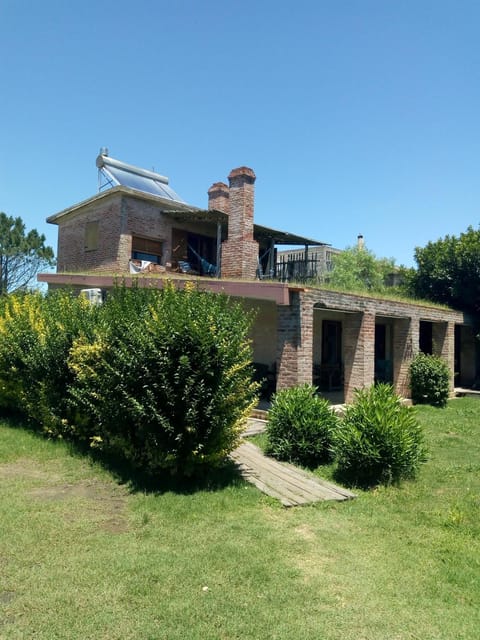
[[0, 458, 62, 484], [28, 479, 130, 534], [294, 523, 317, 542], [1, 458, 130, 535]]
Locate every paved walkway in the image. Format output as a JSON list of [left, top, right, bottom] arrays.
[[230, 418, 356, 507]]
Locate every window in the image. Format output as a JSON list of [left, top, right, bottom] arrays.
[[132, 236, 162, 264], [325, 250, 334, 272], [85, 221, 99, 251]]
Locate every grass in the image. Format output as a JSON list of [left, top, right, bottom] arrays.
[[1, 399, 479, 639]]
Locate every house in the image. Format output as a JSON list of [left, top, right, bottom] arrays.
[[276, 244, 342, 282], [39, 152, 477, 403]]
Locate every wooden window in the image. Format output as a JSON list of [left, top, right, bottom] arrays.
[[132, 236, 163, 264], [85, 221, 99, 251]]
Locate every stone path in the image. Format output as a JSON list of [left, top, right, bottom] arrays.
[[230, 418, 356, 507]]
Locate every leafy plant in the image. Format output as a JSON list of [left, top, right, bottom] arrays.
[[266, 384, 338, 466], [68, 284, 259, 475], [409, 352, 450, 407], [334, 383, 427, 487], [326, 245, 396, 292]]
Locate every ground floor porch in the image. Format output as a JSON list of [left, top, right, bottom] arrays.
[[247, 289, 476, 404]]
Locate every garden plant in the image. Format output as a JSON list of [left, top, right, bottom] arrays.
[[409, 352, 450, 407], [266, 384, 338, 466], [334, 383, 427, 486]]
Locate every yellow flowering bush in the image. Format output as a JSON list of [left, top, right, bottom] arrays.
[[0, 291, 97, 433]]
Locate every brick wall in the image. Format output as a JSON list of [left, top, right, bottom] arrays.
[[432, 321, 455, 392], [392, 317, 415, 397], [56, 193, 124, 272], [343, 312, 375, 402], [276, 292, 313, 389]]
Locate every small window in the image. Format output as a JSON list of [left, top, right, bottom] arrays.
[[132, 236, 162, 264], [85, 221, 99, 251]]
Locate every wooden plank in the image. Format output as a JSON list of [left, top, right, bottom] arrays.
[[230, 441, 356, 506], [243, 418, 267, 437], [233, 444, 325, 502], [234, 442, 351, 500]]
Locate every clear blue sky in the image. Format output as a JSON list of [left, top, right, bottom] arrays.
[[1, 0, 479, 267]]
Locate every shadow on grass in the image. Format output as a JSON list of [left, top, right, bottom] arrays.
[[76, 443, 246, 496], [0, 411, 246, 496]]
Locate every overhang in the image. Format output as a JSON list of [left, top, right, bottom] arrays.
[[37, 273, 296, 305]]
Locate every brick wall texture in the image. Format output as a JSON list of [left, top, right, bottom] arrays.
[[55, 191, 219, 273]]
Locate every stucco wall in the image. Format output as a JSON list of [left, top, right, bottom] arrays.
[[242, 299, 277, 366]]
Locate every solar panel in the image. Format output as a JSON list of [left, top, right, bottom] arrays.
[[96, 154, 186, 203]]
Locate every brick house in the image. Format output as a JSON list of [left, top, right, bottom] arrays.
[[39, 153, 477, 403]]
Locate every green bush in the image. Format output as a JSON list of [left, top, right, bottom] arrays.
[[409, 353, 450, 407], [265, 384, 338, 466], [67, 284, 259, 475], [334, 384, 427, 487]]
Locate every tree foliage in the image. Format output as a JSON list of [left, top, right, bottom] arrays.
[[0, 213, 55, 294], [409, 225, 480, 314], [327, 246, 395, 292]]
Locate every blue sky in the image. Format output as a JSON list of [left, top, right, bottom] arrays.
[[1, 0, 479, 267]]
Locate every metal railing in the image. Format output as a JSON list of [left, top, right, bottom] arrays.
[[274, 252, 321, 283]]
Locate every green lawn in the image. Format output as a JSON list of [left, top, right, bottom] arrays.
[[1, 399, 479, 639]]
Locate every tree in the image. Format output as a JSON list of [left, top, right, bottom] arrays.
[[409, 225, 480, 314], [0, 213, 55, 295], [327, 245, 396, 292]]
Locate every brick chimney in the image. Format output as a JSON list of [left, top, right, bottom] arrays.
[[221, 166, 259, 279], [208, 182, 229, 213]]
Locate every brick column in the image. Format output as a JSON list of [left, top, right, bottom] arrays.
[[343, 311, 375, 404], [276, 292, 313, 390], [207, 182, 229, 213], [432, 321, 455, 393], [392, 317, 418, 398], [221, 167, 259, 279]]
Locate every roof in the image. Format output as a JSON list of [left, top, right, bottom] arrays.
[[253, 224, 326, 247], [48, 154, 327, 247], [165, 210, 326, 246], [96, 153, 186, 203]]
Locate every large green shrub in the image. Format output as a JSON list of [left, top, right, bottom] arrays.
[[409, 353, 450, 407], [67, 284, 258, 475], [265, 384, 338, 466], [334, 384, 427, 487]]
